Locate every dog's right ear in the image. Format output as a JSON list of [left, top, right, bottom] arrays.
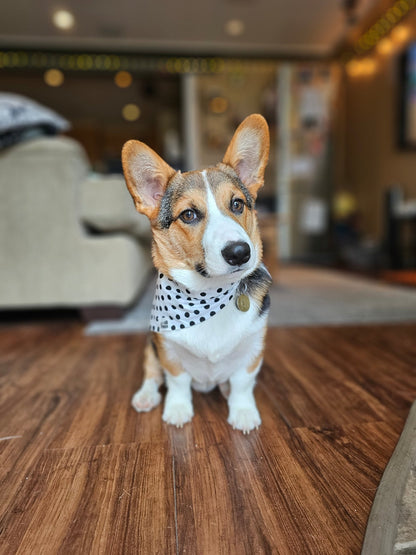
[[122, 140, 176, 220]]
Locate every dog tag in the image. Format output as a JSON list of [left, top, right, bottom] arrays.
[[236, 294, 250, 312]]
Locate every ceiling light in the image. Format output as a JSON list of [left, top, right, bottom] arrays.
[[52, 9, 75, 31], [209, 96, 229, 114], [225, 19, 245, 37], [377, 38, 393, 55], [122, 104, 141, 122], [361, 58, 376, 75], [346, 57, 377, 78], [391, 25, 410, 44], [44, 68, 64, 87], [346, 59, 361, 77], [114, 71, 133, 88]]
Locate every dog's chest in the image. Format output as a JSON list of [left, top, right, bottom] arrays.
[[161, 296, 267, 389]]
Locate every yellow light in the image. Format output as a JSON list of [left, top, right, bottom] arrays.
[[209, 96, 229, 114], [361, 57, 377, 75], [114, 71, 132, 88], [385, 9, 398, 25], [346, 58, 376, 78], [44, 68, 64, 87], [52, 9, 75, 30], [333, 191, 357, 220], [225, 19, 245, 37], [377, 37, 394, 55], [391, 25, 410, 43], [111, 56, 121, 70], [122, 104, 141, 122], [76, 55, 93, 70], [346, 59, 362, 77], [174, 59, 182, 73]]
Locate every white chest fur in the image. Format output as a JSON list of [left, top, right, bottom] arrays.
[[160, 295, 267, 391]]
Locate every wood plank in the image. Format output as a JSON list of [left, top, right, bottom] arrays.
[[261, 325, 416, 429], [0, 322, 415, 554], [169, 384, 403, 554], [1, 442, 175, 554]]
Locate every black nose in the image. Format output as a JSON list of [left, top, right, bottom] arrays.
[[221, 241, 251, 267]]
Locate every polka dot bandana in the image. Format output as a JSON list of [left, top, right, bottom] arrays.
[[150, 273, 238, 332]]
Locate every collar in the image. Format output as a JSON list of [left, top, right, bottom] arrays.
[[150, 273, 239, 332]]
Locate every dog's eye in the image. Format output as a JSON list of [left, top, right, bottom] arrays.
[[179, 209, 200, 224], [230, 198, 244, 215]]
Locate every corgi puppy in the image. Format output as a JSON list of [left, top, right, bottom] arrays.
[[122, 114, 272, 433]]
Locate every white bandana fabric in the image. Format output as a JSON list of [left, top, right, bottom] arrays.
[[150, 273, 238, 332]]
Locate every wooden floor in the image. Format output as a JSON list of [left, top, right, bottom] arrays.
[[1, 322, 415, 554]]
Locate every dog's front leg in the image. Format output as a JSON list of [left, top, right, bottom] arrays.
[[228, 361, 262, 434], [131, 339, 163, 413], [163, 371, 193, 427]]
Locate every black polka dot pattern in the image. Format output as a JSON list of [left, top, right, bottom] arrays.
[[150, 274, 238, 332]]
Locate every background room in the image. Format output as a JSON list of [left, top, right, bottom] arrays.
[[1, 1, 416, 326], [1, 1, 416, 553]]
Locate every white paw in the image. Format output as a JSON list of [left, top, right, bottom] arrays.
[[163, 401, 193, 428], [228, 405, 261, 434], [131, 380, 162, 413]]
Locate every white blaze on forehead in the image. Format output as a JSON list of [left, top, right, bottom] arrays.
[[201, 170, 253, 276]]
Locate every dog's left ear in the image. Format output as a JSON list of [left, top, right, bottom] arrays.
[[223, 114, 269, 199]]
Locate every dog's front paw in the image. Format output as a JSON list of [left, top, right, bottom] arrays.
[[228, 405, 261, 434], [131, 379, 162, 413], [163, 400, 194, 428]]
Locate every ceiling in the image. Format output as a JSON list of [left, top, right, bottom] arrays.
[[0, 0, 380, 58]]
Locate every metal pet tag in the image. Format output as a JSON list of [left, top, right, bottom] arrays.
[[236, 294, 250, 312]]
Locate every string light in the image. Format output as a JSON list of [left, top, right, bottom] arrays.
[[122, 104, 141, 122], [114, 70, 132, 88], [391, 24, 411, 43], [353, 0, 414, 55], [346, 59, 362, 77], [209, 96, 229, 114], [376, 37, 394, 55], [346, 57, 377, 78], [344, 0, 415, 79], [361, 58, 377, 75], [43, 68, 64, 86], [0, 50, 276, 75]]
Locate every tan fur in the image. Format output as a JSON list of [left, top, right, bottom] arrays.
[[250, 277, 270, 311], [151, 176, 207, 274], [152, 333, 184, 377], [247, 350, 264, 374], [142, 339, 163, 384]]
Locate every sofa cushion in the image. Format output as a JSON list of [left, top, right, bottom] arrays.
[[0, 93, 70, 150], [80, 175, 151, 240]]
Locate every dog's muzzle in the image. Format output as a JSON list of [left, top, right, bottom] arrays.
[[221, 241, 251, 267]]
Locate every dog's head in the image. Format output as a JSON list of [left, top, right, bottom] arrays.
[[122, 114, 269, 291]]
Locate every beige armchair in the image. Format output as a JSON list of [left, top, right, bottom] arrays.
[[0, 136, 152, 310]]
